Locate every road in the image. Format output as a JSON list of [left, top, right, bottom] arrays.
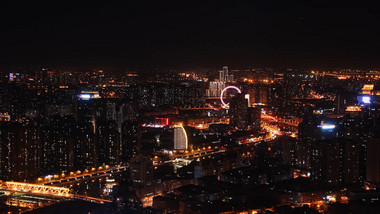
[[37, 165, 128, 186]]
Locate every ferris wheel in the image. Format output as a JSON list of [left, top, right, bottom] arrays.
[[220, 86, 241, 108]]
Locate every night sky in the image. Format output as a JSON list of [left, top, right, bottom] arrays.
[[1, 1, 380, 69]]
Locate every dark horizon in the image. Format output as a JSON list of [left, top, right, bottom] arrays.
[[1, 1, 380, 69]]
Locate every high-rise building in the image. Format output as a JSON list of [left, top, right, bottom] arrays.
[[343, 140, 361, 184], [247, 85, 270, 105], [367, 138, 380, 186], [130, 155, 153, 187], [207, 81, 225, 97], [0, 121, 40, 181], [121, 121, 139, 162], [310, 139, 362, 186], [218, 70, 224, 82], [247, 107, 261, 129], [297, 115, 342, 171], [41, 115, 75, 174], [223, 66, 228, 81], [73, 122, 96, 170], [336, 90, 357, 114], [281, 136, 297, 167], [207, 66, 233, 97], [226, 74, 234, 83], [174, 127, 187, 150], [96, 119, 120, 166], [17, 121, 41, 181], [229, 93, 248, 129], [76, 95, 98, 126], [310, 139, 341, 184], [297, 113, 367, 186]]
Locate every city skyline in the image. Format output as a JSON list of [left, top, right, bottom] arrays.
[[1, 1, 380, 213], [1, 66, 380, 213]]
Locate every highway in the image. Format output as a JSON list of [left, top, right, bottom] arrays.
[[37, 165, 128, 186]]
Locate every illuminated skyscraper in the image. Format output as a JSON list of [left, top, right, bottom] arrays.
[[208, 81, 225, 97], [174, 126, 187, 150], [41, 115, 75, 174], [219, 70, 224, 82], [227, 74, 234, 83], [223, 66, 228, 81], [73, 122, 96, 170]]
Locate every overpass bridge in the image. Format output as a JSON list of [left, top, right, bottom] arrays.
[[2, 181, 72, 197], [37, 165, 128, 186], [0, 181, 112, 204], [0, 165, 126, 206]]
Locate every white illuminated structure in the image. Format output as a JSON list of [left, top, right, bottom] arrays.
[[319, 124, 336, 130], [78, 91, 101, 100], [174, 125, 188, 150], [362, 96, 371, 104], [79, 94, 91, 100]]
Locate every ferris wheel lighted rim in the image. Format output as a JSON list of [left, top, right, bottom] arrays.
[[220, 86, 241, 108]]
